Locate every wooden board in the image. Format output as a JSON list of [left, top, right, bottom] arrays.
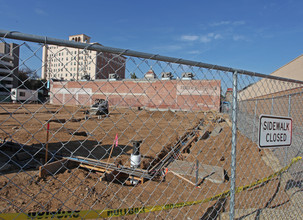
[[180, 134, 198, 153], [79, 164, 111, 173], [168, 160, 224, 184], [80, 164, 145, 183]]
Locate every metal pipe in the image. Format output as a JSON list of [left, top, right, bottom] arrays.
[[253, 100, 258, 143], [195, 160, 199, 187], [1, 29, 303, 84], [285, 95, 292, 165], [270, 95, 274, 115], [230, 71, 238, 220]]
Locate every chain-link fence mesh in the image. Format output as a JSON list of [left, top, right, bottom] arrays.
[[0, 31, 302, 219]]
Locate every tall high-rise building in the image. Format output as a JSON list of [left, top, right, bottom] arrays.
[[0, 43, 19, 100], [42, 34, 126, 81]]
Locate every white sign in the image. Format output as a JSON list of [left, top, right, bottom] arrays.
[[258, 115, 292, 148]]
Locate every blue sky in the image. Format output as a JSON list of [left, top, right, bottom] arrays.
[[1, 0, 303, 75]]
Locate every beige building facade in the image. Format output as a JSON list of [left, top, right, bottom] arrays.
[[42, 34, 125, 81], [239, 54, 303, 100]]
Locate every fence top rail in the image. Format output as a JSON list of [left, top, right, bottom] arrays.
[[1, 29, 303, 85]]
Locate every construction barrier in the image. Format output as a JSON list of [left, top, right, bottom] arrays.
[[1, 30, 303, 220], [1, 156, 301, 220]]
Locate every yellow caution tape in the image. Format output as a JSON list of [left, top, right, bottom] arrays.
[[1, 156, 301, 219]]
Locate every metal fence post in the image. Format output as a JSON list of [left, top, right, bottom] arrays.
[[252, 100, 258, 142], [230, 71, 238, 220], [288, 95, 291, 117], [285, 95, 291, 165], [270, 97, 274, 115]]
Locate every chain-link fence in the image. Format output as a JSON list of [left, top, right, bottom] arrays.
[[0, 30, 302, 219]]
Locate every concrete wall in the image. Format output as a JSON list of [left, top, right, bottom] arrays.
[[50, 79, 221, 112]]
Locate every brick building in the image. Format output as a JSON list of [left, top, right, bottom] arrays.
[[50, 79, 221, 112]]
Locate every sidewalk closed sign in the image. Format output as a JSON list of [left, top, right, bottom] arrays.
[[258, 115, 292, 148]]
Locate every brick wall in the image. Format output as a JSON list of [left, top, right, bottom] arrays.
[[96, 52, 125, 79], [50, 79, 221, 112]]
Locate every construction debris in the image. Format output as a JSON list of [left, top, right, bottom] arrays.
[[65, 156, 152, 182], [89, 99, 109, 115], [169, 170, 201, 188], [210, 125, 223, 137], [148, 120, 204, 176], [168, 160, 224, 184]]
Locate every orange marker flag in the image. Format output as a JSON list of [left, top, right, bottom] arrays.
[[113, 133, 118, 147], [106, 133, 118, 167]]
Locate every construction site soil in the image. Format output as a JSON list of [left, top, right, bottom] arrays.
[[0, 104, 291, 219]]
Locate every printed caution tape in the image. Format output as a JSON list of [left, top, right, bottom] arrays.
[[1, 156, 301, 220]]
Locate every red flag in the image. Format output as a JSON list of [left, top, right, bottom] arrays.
[[113, 133, 118, 147], [47, 122, 50, 133]]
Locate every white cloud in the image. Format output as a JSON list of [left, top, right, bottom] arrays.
[[181, 35, 199, 41], [210, 21, 231, 27], [200, 35, 211, 43], [200, 33, 222, 43], [233, 35, 246, 41], [233, 21, 245, 26], [214, 34, 223, 39], [187, 50, 201, 54], [209, 20, 245, 27], [35, 8, 47, 16]]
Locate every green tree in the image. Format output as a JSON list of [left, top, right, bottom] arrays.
[[18, 68, 45, 90], [130, 73, 137, 79]]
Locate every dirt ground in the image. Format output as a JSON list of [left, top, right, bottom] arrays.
[[0, 104, 292, 219]]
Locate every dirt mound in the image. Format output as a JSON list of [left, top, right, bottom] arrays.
[[0, 104, 290, 218]]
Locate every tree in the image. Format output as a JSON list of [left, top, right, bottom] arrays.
[[130, 73, 137, 79], [18, 68, 45, 90]]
